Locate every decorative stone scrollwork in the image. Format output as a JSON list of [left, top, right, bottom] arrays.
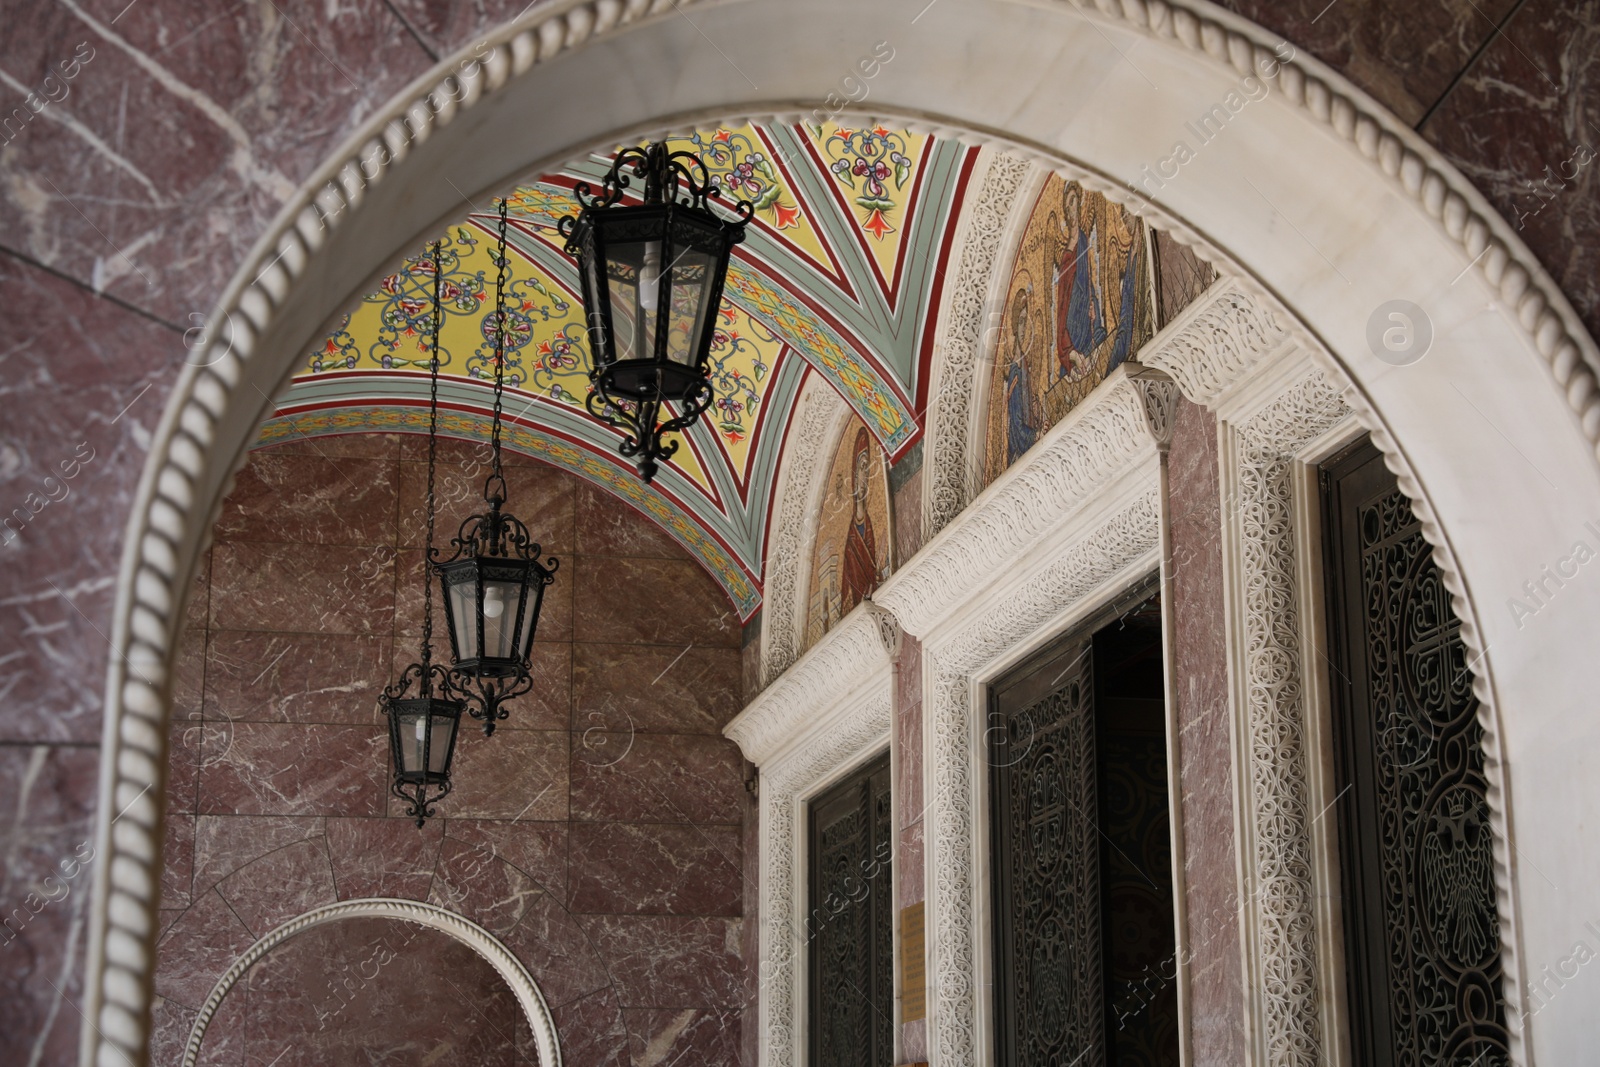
[[923, 152, 1034, 536], [1139, 277, 1291, 406], [879, 367, 1171, 639]]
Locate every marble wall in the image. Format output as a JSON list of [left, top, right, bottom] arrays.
[[149, 435, 751, 1067]]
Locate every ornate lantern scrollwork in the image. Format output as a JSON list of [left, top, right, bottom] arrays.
[[559, 141, 753, 482]]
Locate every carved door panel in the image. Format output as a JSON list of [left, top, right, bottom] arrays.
[[991, 638, 1105, 1067], [809, 754, 894, 1067], [1323, 441, 1509, 1067]]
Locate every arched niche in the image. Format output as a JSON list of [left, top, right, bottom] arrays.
[[182, 898, 560, 1067]]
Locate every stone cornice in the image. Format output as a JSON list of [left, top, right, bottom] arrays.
[[725, 601, 897, 768], [875, 364, 1176, 640]]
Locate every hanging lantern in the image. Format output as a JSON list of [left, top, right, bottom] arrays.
[[558, 141, 753, 482], [384, 667, 463, 828], [381, 240, 466, 827], [434, 200, 559, 735]]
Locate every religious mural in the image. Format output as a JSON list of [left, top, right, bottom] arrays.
[[983, 176, 1155, 486], [805, 417, 893, 649]]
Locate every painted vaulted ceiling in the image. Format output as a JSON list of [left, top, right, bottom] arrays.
[[262, 123, 977, 619]]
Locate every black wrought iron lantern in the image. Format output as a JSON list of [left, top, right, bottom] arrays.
[[384, 667, 463, 828], [434, 479, 556, 731], [559, 141, 753, 482], [381, 240, 466, 827], [433, 200, 559, 735]]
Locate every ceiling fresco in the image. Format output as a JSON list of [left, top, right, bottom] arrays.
[[263, 122, 978, 619]]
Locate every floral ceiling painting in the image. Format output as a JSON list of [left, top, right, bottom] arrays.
[[267, 122, 977, 620]]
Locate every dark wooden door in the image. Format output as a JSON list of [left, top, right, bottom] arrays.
[[809, 754, 894, 1067], [1322, 440, 1509, 1067]]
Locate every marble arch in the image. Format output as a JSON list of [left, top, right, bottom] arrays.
[[82, 1, 1600, 1065], [179, 898, 561, 1067]]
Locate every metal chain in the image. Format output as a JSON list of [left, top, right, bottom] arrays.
[[490, 197, 509, 488], [421, 239, 443, 687]]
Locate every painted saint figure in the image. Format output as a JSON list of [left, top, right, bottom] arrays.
[[1052, 184, 1109, 382], [839, 427, 881, 613], [1004, 289, 1040, 466]]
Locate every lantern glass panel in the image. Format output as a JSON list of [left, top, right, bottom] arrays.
[[396, 709, 426, 775], [446, 573, 480, 662], [604, 239, 651, 363], [665, 246, 718, 368], [480, 576, 527, 661]]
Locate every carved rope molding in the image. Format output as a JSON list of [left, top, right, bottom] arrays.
[[181, 898, 561, 1067], [90, 0, 1595, 1060], [760, 380, 850, 686], [726, 597, 897, 1067], [81, 3, 705, 1065], [922, 151, 1035, 536]]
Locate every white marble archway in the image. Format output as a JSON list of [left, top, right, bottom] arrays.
[[82, 1, 1600, 1065], [179, 898, 562, 1067]]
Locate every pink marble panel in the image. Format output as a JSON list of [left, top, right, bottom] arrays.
[[210, 541, 396, 634], [214, 450, 399, 547], [1419, 1, 1600, 340], [155, 888, 258, 1008], [205, 630, 389, 724], [192, 982, 248, 1067], [0, 742, 99, 1051], [568, 822, 743, 916], [149, 996, 200, 1067], [625, 1006, 743, 1067], [198, 722, 386, 817], [163, 812, 196, 910], [572, 641, 742, 734], [169, 718, 204, 815], [898, 819, 925, 910], [192, 815, 325, 899], [580, 914, 745, 1011], [549, 985, 630, 1067], [1213, 0, 1517, 125], [428, 836, 546, 937], [240, 918, 523, 1066], [268, 434, 399, 461], [444, 819, 569, 899], [215, 835, 339, 936], [741, 630, 762, 704], [326, 816, 444, 900], [1166, 398, 1245, 1065], [575, 480, 690, 559], [434, 728, 568, 821], [570, 732, 745, 824], [571, 556, 741, 648], [892, 463, 925, 566], [399, 453, 576, 557], [0, 2, 432, 321], [499, 891, 613, 1009]]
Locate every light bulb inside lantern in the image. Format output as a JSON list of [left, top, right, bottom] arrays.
[[414, 716, 426, 745], [483, 586, 506, 619], [639, 242, 662, 312]]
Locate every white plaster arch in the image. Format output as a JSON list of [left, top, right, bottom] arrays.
[[82, 1, 1600, 1064], [180, 898, 561, 1067]]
